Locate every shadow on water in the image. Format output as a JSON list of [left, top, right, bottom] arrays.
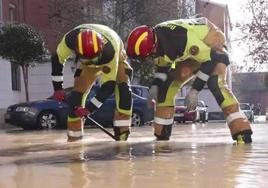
[[0, 138, 251, 167], [0, 141, 167, 165]]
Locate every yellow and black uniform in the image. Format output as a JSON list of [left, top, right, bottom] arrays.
[[150, 18, 252, 142], [153, 18, 226, 105], [51, 24, 133, 141]]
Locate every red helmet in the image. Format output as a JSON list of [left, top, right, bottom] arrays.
[[76, 29, 103, 59], [126, 25, 156, 58]]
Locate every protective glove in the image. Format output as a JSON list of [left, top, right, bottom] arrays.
[[53, 90, 65, 102], [147, 85, 158, 107], [185, 88, 199, 111], [74, 106, 90, 118]]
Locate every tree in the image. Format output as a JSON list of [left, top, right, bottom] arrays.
[[178, 0, 196, 19], [48, 0, 104, 41], [132, 0, 195, 86], [0, 24, 46, 101], [265, 74, 268, 89], [131, 59, 155, 86], [48, 0, 196, 86], [235, 0, 268, 71]]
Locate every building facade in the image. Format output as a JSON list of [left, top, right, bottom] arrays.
[[0, 0, 22, 125], [180, 0, 232, 116], [0, 0, 102, 125], [0, 0, 25, 108], [0, 0, 234, 125], [233, 72, 268, 115]]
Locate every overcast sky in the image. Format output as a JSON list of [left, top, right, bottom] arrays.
[[209, 0, 267, 71], [210, 0, 246, 22], [211, 0, 246, 64]]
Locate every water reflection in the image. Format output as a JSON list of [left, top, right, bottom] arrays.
[[1, 124, 268, 187], [0, 141, 260, 187]]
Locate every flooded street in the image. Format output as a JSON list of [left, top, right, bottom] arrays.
[[0, 122, 268, 188]]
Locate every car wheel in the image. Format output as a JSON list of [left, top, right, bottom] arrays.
[[250, 115, 254, 122], [200, 112, 206, 123], [131, 112, 142, 127], [37, 111, 58, 129]]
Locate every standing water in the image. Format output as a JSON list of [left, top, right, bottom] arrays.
[[0, 122, 268, 188]]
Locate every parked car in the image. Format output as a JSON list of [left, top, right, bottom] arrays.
[[4, 85, 154, 130], [174, 97, 208, 123], [240, 103, 254, 122], [196, 100, 209, 123], [265, 108, 268, 120]]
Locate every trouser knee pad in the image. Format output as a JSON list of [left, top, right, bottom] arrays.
[[207, 75, 224, 106], [66, 91, 84, 118], [117, 82, 132, 111], [208, 75, 237, 108]]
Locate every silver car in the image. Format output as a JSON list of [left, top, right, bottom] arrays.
[[240, 103, 254, 122], [265, 108, 268, 120]]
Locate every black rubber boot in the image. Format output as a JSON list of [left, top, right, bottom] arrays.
[[154, 124, 172, 141], [232, 129, 253, 144], [114, 127, 130, 141]]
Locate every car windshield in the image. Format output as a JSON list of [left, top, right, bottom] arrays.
[[198, 101, 205, 107], [175, 98, 185, 106], [132, 86, 149, 98], [240, 104, 250, 110]]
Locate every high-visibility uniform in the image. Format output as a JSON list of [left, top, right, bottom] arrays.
[[151, 18, 252, 142], [51, 24, 133, 141]]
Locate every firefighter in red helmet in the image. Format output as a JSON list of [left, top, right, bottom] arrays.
[[126, 18, 252, 144], [127, 26, 156, 57], [51, 24, 133, 142]]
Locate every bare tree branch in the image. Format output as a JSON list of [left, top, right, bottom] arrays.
[[235, 0, 268, 72]]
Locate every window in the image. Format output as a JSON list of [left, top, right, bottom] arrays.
[[132, 87, 142, 96], [132, 86, 150, 98], [11, 63, 21, 91], [240, 103, 250, 110], [175, 98, 185, 106], [9, 3, 17, 23], [0, 0, 3, 25], [197, 100, 206, 107]]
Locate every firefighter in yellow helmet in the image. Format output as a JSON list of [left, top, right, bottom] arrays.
[[126, 17, 252, 144], [51, 24, 133, 142]]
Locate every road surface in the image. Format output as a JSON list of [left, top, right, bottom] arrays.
[[0, 122, 267, 188]]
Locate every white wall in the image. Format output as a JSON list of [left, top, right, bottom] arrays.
[[28, 62, 74, 101], [0, 0, 3, 25], [199, 89, 221, 112], [0, 59, 75, 108], [0, 59, 74, 126], [180, 85, 221, 113], [0, 58, 24, 108]]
